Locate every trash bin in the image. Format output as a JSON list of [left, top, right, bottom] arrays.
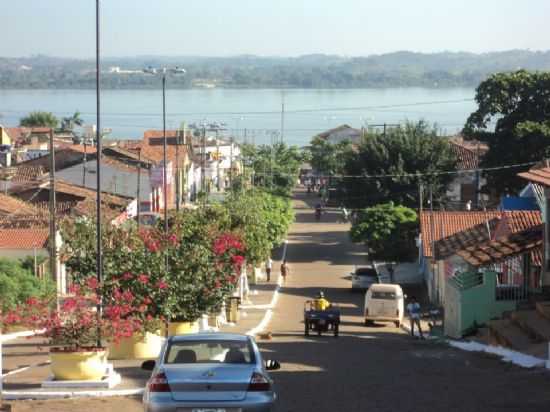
[[226, 296, 241, 323]]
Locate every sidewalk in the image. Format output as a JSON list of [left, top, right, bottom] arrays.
[[1, 265, 282, 400]]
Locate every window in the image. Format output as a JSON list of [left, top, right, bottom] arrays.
[[165, 340, 255, 365], [371, 291, 398, 300]]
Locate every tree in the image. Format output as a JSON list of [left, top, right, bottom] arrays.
[[20, 111, 59, 128], [464, 70, 550, 196], [342, 121, 457, 209], [308, 136, 354, 175], [61, 111, 84, 131], [350, 202, 418, 265], [242, 142, 306, 196]]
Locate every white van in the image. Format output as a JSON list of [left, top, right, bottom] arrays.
[[363, 284, 405, 327]]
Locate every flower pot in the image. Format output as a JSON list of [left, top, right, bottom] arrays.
[[108, 331, 164, 360], [168, 321, 199, 336], [50, 349, 107, 381]]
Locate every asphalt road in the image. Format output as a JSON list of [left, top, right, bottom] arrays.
[[261, 191, 550, 412], [9, 190, 550, 412]]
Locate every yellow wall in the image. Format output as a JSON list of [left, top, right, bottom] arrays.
[[0, 126, 12, 145]]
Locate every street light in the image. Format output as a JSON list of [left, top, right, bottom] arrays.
[[142, 67, 186, 239]]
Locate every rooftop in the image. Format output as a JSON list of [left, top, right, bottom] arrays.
[[456, 225, 543, 267], [0, 193, 43, 216], [420, 210, 503, 258], [449, 137, 488, 170], [0, 227, 49, 249], [518, 160, 550, 187]]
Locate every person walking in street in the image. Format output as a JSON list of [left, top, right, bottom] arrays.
[[265, 257, 273, 282], [406, 296, 424, 339], [280, 260, 289, 283]]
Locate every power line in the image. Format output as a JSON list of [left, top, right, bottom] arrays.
[[0, 97, 475, 118], [254, 160, 537, 180]]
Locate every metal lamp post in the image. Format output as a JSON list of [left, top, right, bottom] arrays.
[[143, 67, 185, 238]]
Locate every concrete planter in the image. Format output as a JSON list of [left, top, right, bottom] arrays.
[[108, 331, 164, 360], [168, 321, 199, 336], [50, 349, 107, 381]]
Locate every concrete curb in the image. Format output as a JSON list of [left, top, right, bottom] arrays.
[[2, 388, 144, 401], [0, 330, 41, 343], [246, 240, 287, 337]]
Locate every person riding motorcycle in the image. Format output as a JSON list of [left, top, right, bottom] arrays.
[[313, 291, 331, 311], [315, 203, 322, 221]]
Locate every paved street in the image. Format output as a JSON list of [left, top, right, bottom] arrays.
[[8, 190, 550, 412]]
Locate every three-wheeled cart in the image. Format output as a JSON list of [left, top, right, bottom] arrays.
[[304, 300, 340, 337]]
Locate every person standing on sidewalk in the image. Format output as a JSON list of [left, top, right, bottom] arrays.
[[280, 260, 289, 283], [265, 257, 273, 282], [406, 296, 424, 339]]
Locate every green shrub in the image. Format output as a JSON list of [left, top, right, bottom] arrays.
[[0, 257, 55, 311]]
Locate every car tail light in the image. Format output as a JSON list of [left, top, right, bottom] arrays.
[[149, 372, 171, 392], [248, 372, 271, 391]]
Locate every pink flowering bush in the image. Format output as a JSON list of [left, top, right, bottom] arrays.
[[1, 281, 141, 350]]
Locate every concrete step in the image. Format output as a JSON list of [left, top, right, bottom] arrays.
[[488, 319, 534, 352], [511, 310, 550, 342], [536, 301, 550, 321]]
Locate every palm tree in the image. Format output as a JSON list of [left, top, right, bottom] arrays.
[[61, 111, 84, 131]]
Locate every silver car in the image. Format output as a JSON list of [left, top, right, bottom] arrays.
[[142, 333, 280, 412]]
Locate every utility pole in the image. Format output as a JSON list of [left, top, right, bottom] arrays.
[[229, 135, 234, 190], [136, 147, 141, 230], [82, 140, 87, 186], [201, 125, 206, 193], [95, 0, 103, 348], [383, 123, 387, 139], [48, 129, 57, 292], [216, 131, 220, 191], [280, 92, 285, 144], [419, 182, 424, 213], [175, 129, 180, 212]]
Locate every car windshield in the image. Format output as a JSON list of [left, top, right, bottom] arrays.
[[371, 291, 398, 300], [356, 269, 377, 277], [164, 339, 255, 365]]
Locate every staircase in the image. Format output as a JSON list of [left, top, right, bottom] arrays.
[[488, 302, 550, 359]]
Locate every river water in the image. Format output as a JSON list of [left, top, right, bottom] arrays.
[[0, 88, 476, 145]]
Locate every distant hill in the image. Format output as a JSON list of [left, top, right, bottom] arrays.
[[1, 50, 549, 89]]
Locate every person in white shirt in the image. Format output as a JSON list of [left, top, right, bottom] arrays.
[[406, 296, 424, 339], [265, 257, 273, 282]]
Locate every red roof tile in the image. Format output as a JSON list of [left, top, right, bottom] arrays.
[[0, 228, 49, 249], [457, 225, 543, 267], [420, 211, 503, 258], [518, 163, 550, 187], [0, 193, 42, 216], [449, 138, 488, 170]]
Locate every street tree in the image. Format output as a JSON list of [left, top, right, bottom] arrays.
[[464, 70, 550, 196], [242, 142, 306, 196], [350, 202, 418, 272], [308, 136, 354, 176], [20, 111, 59, 128], [343, 121, 457, 209]]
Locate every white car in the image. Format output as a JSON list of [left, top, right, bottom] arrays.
[[364, 283, 405, 327], [350, 267, 380, 291]]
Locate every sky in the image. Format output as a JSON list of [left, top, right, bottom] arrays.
[[2, 0, 549, 58]]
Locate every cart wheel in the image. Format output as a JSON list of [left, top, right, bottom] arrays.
[[304, 320, 309, 336], [334, 324, 339, 337], [365, 319, 373, 326], [394, 321, 401, 328], [317, 325, 322, 336]]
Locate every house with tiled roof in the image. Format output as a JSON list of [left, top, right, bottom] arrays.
[[314, 124, 363, 144], [445, 136, 489, 209], [418, 210, 543, 304]]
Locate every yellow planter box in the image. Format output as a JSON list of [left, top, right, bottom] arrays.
[[168, 321, 199, 336], [108, 331, 164, 360], [50, 349, 107, 381]]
